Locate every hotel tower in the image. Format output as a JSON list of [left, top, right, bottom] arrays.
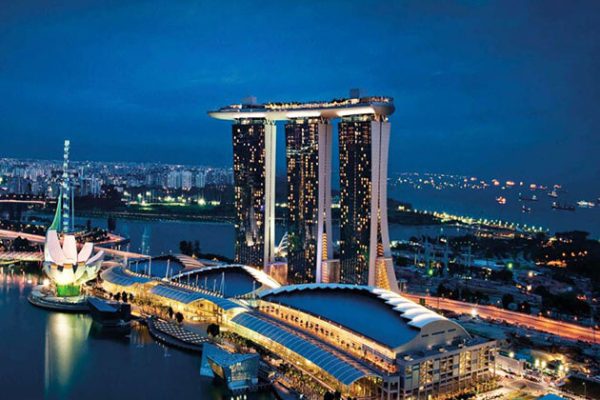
[[285, 118, 332, 283], [231, 118, 276, 267], [209, 92, 397, 291]]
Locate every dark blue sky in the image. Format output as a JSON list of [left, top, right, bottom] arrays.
[[1, 1, 598, 193]]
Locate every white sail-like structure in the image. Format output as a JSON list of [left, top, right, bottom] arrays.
[[43, 230, 104, 296]]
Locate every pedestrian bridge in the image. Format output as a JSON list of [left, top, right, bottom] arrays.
[[0, 251, 43, 262]]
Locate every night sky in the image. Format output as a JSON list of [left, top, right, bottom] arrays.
[[1, 1, 598, 194]]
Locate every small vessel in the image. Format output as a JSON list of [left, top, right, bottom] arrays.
[[519, 193, 538, 202], [552, 202, 575, 211], [521, 205, 531, 213], [548, 190, 559, 198], [496, 196, 507, 205], [577, 200, 596, 208]]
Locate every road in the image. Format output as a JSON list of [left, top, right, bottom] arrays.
[[0, 199, 47, 205], [403, 293, 600, 345]]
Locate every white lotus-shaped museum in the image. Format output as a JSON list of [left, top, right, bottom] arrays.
[[43, 230, 104, 297]]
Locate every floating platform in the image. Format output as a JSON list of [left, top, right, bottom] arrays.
[[145, 317, 209, 353], [27, 285, 89, 313]]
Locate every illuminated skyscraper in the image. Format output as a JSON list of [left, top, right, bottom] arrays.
[[338, 114, 396, 289], [231, 119, 276, 267], [210, 93, 396, 290], [285, 118, 332, 283]]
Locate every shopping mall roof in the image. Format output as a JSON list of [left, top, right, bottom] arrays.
[[204, 343, 258, 367], [173, 264, 281, 297], [127, 256, 186, 279], [231, 312, 378, 386], [260, 284, 467, 349], [149, 283, 246, 311], [101, 267, 151, 287]]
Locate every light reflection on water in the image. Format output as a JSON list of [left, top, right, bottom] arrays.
[[0, 267, 273, 400], [44, 313, 91, 398]]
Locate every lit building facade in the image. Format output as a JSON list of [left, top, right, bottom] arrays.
[[285, 118, 332, 283], [101, 266, 497, 400], [338, 114, 395, 289], [203, 343, 260, 391], [251, 285, 496, 399], [210, 93, 396, 288], [43, 230, 104, 296], [231, 119, 276, 268]]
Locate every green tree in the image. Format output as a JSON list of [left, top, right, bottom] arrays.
[[519, 301, 531, 314], [501, 293, 514, 309], [179, 241, 193, 256], [175, 312, 184, 324], [207, 323, 220, 337], [107, 216, 117, 232]]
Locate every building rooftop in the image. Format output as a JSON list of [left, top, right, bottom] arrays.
[[230, 312, 378, 385], [149, 283, 246, 311], [87, 296, 121, 312], [173, 264, 280, 297], [260, 284, 468, 349], [101, 267, 151, 287], [128, 256, 186, 279], [208, 95, 394, 121], [204, 343, 258, 367]]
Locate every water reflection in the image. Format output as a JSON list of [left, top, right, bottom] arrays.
[[130, 320, 155, 347], [44, 313, 91, 398], [141, 225, 151, 255], [0, 266, 273, 399]]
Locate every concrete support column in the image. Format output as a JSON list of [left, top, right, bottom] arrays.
[[263, 121, 276, 267], [316, 121, 333, 282]]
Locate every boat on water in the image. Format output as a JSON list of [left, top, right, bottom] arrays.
[[551, 202, 575, 211], [496, 196, 507, 205], [87, 297, 132, 334], [577, 200, 596, 208], [521, 205, 531, 213], [548, 190, 559, 198], [519, 193, 538, 202]]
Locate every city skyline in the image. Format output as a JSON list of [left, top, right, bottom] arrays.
[[1, 1, 599, 196], [0, 2, 599, 399]]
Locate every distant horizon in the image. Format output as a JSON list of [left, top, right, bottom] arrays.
[[1, 1, 599, 196], [1, 154, 580, 193]]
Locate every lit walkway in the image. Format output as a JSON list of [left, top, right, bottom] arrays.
[[0, 251, 43, 262]]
